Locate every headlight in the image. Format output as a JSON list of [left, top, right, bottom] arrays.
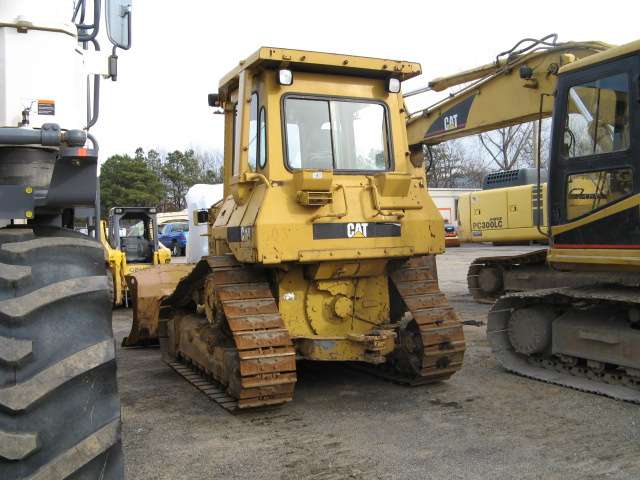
[[387, 78, 401, 94], [278, 69, 293, 86]]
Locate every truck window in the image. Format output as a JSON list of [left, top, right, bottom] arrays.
[[284, 96, 389, 171]]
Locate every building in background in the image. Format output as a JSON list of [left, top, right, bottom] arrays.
[[429, 188, 479, 225]]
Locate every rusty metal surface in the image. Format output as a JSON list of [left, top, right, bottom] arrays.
[[467, 249, 548, 303], [122, 264, 194, 347], [360, 255, 465, 385], [164, 258, 297, 410], [467, 249, 640, 304], [487, 286, 640, 403]]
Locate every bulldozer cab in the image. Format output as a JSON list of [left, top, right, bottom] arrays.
[[210, 47, 444, 265], [108, 207, 159, 264]]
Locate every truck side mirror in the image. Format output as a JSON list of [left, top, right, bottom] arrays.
[[106, 0, 132, 50]]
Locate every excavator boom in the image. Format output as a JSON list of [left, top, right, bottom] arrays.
[[406, 40, 611, 147]]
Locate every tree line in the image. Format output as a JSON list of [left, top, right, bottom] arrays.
[[100, 147, 223, 216]]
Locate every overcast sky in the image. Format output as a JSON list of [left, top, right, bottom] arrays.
[[92, 0, 637, 163]]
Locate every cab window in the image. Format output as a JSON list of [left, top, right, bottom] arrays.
[[258, 106, 267, 169], [284, 96, 390, 171], [562, 72, 634, 221], [248, 93, 259, 171], [563, 73, 630, 158]]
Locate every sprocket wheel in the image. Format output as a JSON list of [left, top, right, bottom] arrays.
[[391, 317, 424, 376]]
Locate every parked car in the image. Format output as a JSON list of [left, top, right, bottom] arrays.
[[444, 223, 461, 248], [158, 222, 189, 256]]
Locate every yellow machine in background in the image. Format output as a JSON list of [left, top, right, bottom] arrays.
[[404, 35, 610, 245], [411, 37, 640, 402], [457, 172, 548, 244], [160, 47, 465, 411], [101, 206, 171, 306]]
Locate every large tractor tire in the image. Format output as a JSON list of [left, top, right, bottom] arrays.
[[0, 227, 124, 479]]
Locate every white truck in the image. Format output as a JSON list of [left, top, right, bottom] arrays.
[[0, 1, 131, 478]]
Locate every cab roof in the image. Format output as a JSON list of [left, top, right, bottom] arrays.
[[559, 39, 639, 74], [219, 47, 422, 96]]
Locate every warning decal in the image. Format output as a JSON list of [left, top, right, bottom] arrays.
[[37, 100, 55, 116]]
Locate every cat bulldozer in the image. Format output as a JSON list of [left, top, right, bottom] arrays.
[[101, 206, 171, 307], [410, 35, 640, 402], [0, 0, 132, 478], [160, 47, 466, 411]]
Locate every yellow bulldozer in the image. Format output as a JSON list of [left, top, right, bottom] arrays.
[[158, 47, 466, 410]]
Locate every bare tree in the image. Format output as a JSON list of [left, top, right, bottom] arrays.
[[427, 140, 489, 188], [478, 124, 533, 171]]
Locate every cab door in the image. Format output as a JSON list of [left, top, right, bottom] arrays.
[[549, 53, 639, 248]]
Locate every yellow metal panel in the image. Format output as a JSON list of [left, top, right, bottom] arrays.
[[507, 185, 535, 229], [469, 189, 508, 239], [219, 46, 421, 95], [547, 247, 640, 269], [559, 40, 636, 74], [551, 193, 640, 236], [293, 169, 333, 191]]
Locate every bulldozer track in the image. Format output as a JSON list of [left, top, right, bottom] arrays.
[[168, 360, 239, 412], [467, 249, 547, 303], [360, 255, 465, 385], [488, 286, 640, 404], [169, 256, 297, 410]]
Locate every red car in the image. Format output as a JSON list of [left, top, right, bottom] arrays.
[[444, 224, 461, 247]]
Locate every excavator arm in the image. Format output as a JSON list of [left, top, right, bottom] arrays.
[[406, 38, 611, 149]]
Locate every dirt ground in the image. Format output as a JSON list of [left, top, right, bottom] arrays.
[[113, 245, 640, 480]]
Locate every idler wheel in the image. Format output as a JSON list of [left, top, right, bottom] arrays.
[[508, 304, 557, 355], [477, 267, 503, 294]]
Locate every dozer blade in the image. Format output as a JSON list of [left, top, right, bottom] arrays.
[[122, 263, 194, 347]]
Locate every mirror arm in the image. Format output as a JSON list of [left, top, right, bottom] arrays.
[[83, 39, 101, 128], [76, 0, 102, 42]]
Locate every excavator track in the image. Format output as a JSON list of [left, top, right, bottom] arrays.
[[488, 286, 640, 404], [165, 256, 297, 411], [467, 249, 547, 303], [362, 255, 466, 385]]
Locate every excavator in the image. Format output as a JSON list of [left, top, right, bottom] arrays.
[[158, 47, 466, 411], [0, 0, 131, 478], [408, 37, 640, 402], [403, 35, 612, 303]]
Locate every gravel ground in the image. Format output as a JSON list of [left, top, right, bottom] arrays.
[[114, 245, 640, 480]]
